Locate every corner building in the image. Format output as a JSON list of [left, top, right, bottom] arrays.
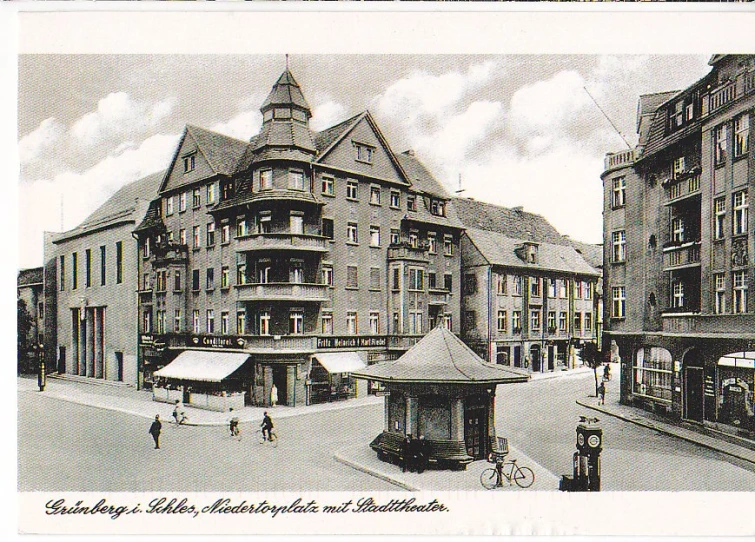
[[603, 55, 755, 440], [135, 69, 462, 407]]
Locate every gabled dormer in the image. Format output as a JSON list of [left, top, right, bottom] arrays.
[[515, 242, 539, 265]]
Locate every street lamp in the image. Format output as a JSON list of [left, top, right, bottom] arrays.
[[35, 342, 46, 392]]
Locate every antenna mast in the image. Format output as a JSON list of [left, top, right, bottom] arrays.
[[583, 86, 632, 150], [455, 173, 466, 195]]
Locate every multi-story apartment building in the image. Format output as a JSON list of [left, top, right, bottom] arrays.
[[454, 198, 600, 371], [602, 54, 755, 439], [42, 171, 163, 386], [134, 68, 463, 407], [17, 267, 44, 373]]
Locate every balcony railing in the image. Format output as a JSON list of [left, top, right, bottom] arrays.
[[663, 242, 701, 270], [701, 70, 755, 116], [604, 148, 636, 171], [235, 282, 329, 302], [235, 233, 328, 253], [662, 313, 755, 335], [665, 173, 701, 203], [388, 243, 429, 262]]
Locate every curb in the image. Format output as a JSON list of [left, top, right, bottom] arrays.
[[333, 449, 417, 492], [575, 399, 755, 467]]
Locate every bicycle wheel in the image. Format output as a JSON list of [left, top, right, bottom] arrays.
[[269, 431, 278, 448], [256, 430, 266, 444], [480, 468, 498, 490], [513, 466, 535, 488]]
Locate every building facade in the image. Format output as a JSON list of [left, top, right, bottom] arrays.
[[454, 199, 601, 371], [17, 267, 44, 373], [602, 54, 755, 439], [134, 69, 463, 407], [43, 172, 163, 386]]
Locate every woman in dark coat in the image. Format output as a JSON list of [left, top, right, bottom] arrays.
[[149, 415, 162, 449]]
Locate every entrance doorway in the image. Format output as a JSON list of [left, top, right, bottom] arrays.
[[547, 345, 555, 371], [684, 366, 704, 422], [530, 344, 541, 372], [115, 352, 123, 382], [513, 346, 522, 368], [272, 366, 288, 406], [464, 399, 488, 460], [58, 346, 66, 374]]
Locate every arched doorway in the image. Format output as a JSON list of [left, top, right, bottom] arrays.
[[682, 349, 704, 423], [530, 344, 541, 373]]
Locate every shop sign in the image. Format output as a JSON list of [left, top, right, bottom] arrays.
[[704, 374, 716, 398], [139, 334, 154, 346], [187, 335, 246, 349], [317, 336, 387, 349]]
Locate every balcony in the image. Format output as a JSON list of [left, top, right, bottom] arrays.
[[429, 287, 451, 304], [235, 233, 329, 253], [701, 69, 755, 117], [662, 313, 755, 336], [603, 148, 636, 172], [388, 243, 429, 262], [663, 242, 701, 270], [664, 172, 701, 204], [235, 282, 329, 302], [152, 242, 189, 265]]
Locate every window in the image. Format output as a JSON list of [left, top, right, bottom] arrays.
[[192, 269, 200, 291], [142, 237, 150, 259], [179, 229, 187, 246], [733, 271, 748, 314], [408, 231, 418, 248], [733, 190, 748, 236], [612, 230, 626, 262], [672, 101, 683, 129], [322, 218, 334, 240], [72, 252, 78, 290], [237, 311, 246, 334], [428, 233, 437, 254], [407, 194, 417, 212], [322, 265, 334, 286], [156, 311, 166, 334], [513, 275, 523, 296], [192, 188, 201, 208], [258, 263, 270, 283], [260, 169, 272, 190], [155, 270, 166, 292], [289, 311, 304, 335], [183, 153, 195, 173], [672, 156, 686, 178], [206, 310, 215, 334], [409, 311, 423, 334], [585, 281, 593, 300], [289, 261, 303, 283], [530, 277, 541, 297], [612, 286, 626, 318], [174, 309, 181, 333], [346, 179, 359, 200], [370, 267, 381, 290], [611, 177, 626, 209], [258, 212, 272, 234], [512, 311, 521, 332], [193, 226, 201, 249], [392, 267, 401, 290], [390, 190, 401, 209], [322, 175, 334, 196], [347, 222, 358, 244], [370, 186, 381, 205], [574, 312, 582, 334], [559, 279, 567, 298], [259, 311, 270, 336], [715, 198, 726, 240], [392, 312, 401, 333], [734, 113, 750, 158], [715, 273, 726, 314], [220, 266, 229, 289], [321, 312, 333, 335], [192, 310, 200, 334], [221, 224, 230, 244], [355, 143, 374, 163], [99, 246, 106, 286], [390, 229, 400, 245], [370, 226, 381, 247], [443, 234, 454, 256], [497, 310, 507, 332], [206, 222, 216, 246], [174, 270, 182, 291], [715, 124, 728, 166], [59, 255, 65, 291], [115, 241, 122, 284], [547, 311, 556, 331], [559, 312, 567, 332], [347, 265, 359, 289], [425, 271, 436, 290], [585, 313, 592, 333], [530, 310, 541, 332], [237, 263, 247, 285], [430, 199, 446, 217], [672, 217, 685, 243], [221, 180, 234, 201], [346, 311, 358, 335], [444, 273, 453, 292], [288, 170, 305, 191], [143, 310, 152, 333], [219, 312, 229, 335], [575, 280, 584, 299], [179, 192, 187, 212], [369, 312, 380, 335], [206, 268, 215, 290], [166, 196, 174, 215], [290, 213, 304, 235], [236, 215, 247, 238], [409, 268, 425, 291], [207, 183, 216, 204]]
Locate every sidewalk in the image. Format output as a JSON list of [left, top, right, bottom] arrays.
[[334, 442, 560, 492], [18, 375, 382, 426], [576, 367, 755, 467]]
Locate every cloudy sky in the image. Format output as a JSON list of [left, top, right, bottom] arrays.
[[18, 54, 712, 269]]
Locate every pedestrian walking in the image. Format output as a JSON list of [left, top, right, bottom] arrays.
[[416, 435, 431, 474], [270, 384, 278, 408], [598, 381, 606, 405], [401, 434, 412, 473], [149, 415, 162, 449], [260, 411, 274, 441], [228, 408, 240, 438], [603, 363, 611, 382]]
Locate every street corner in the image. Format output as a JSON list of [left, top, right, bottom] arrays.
[[333, 444, 418, 492]]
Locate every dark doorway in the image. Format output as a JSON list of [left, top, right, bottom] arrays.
[[547, 346, 555, 371], [58, 346, 66, 374], [464, 399, 488, 460], [272, 366, 288, 406], [513, 346, 522, 368], [684, 366, 704, 422], [530, 344, 541, 372], [115, 352, 124, 382]]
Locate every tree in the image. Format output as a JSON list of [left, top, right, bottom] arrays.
[[579, 342, 603, 397], [17, 298, 34, 374]]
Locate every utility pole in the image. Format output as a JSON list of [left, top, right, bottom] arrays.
[[583, 86, 632, 150]]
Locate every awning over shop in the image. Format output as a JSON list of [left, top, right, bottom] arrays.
[[313, 352, 367, 374], [154, 350, 250, 382], [718, 351, 755, 369]]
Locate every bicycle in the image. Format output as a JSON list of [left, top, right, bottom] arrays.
[[256, 428, 278, 448], [480, 453, 535, 489], [172, 412, 189, 426], [229, 420, 241, 441]]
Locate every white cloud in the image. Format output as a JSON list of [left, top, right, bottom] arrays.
[[211, 110, 262, 141], [70, 92, 175, 146], [310, 101, 347, 131], [18, 117, 64, 164], [18, 132, 180, 269]]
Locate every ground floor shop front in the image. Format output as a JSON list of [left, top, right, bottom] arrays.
[[488, 339, 587, 372], [611, 331, 755, 441]]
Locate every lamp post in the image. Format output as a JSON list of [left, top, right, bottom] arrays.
[[36, 342, 46, 392]]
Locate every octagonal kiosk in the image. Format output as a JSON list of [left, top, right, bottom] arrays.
[[351, 326, 529, 470]]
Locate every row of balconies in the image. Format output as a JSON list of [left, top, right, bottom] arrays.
[[701, 69, 755, 117], [663, 241, 701, 270]]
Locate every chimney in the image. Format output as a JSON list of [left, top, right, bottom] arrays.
[[403, 149, 415, 157]]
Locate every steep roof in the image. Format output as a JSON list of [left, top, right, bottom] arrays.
[[465, 228, 599, 277], [453, 198, 569, 245], [186, 125, 250, 177], [18, 267, 43, 287], [313, 112, 362, 155], [55, 170, 164, 242], [397, 151, 451, 199], [260, 69, 311, 113], [565, 238, 603, 270], [351, 326, 529, 385]]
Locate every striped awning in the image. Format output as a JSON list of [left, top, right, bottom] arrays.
[[154, 350, 250, 382]]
